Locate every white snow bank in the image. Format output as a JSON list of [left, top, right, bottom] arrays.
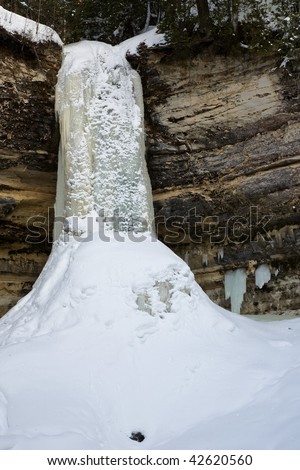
[[119, 27, 166, 56], [0, 234, 208, 346], [0, 6, 63, 45]]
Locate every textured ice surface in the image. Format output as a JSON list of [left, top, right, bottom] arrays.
[[55, 41, 154, 237]]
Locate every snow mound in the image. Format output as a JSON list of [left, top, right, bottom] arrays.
[[0, 234, 300, 449], [0, 6, 63, 46], [0, 234, 213, 346]]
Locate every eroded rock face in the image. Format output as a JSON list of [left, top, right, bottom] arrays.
[[130, 47, 300, 315], [0, 30, 61, 315]]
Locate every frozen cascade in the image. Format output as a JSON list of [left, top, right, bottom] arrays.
[[255, 264, 271, 289], [0, 39, 213, 346], [54, 41, 154, 237], [224, 269, 247, 314]]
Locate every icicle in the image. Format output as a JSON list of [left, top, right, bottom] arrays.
[[224, 269, 247, 314], [217, 248, 224, 262], [255, 264, 271, 289], [202, 253, 208, 266]]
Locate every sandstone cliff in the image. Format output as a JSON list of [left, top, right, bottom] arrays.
[[0, 26, 61, 315], [130, 45, 300, 314]]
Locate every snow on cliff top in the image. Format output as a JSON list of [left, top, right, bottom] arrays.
[[0, 6, 63, 45], [119, 27, 166, 56], [0, 7, 162, 51]]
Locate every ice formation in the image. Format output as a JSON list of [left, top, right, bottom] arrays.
[[217, 248, 224, 262], [55, 41, 154, 237], [255, 264, 271, 289], [202, 253, 208, 266], [224, 269, 247, 314]]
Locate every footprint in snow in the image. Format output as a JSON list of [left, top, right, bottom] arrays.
[[135, 323, 159, 342]]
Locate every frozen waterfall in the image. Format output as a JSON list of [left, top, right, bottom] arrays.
[[1, 34, 300, 452], [54, 41, 154, 238]]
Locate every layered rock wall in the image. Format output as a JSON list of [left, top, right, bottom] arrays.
[[132, 47, 300, 314], [0, 30, 61, 315]]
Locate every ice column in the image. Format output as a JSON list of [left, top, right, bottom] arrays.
[[54, 41, 154, 238], [224, 269, 247, 314]]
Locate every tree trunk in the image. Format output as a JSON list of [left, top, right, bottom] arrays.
[[230, 0, 239, 34], [143, 1, 151, 33], [195, 0, 212, 33]]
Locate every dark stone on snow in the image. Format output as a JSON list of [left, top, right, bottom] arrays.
[[130, 432, 145, 442]]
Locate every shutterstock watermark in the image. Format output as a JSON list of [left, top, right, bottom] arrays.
[[25, 206, 273, 245]]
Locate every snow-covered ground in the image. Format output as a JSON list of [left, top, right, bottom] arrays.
[[0, 233, 300, 449], [0, 15, 299, 451], [0, 6, 62, 45]]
